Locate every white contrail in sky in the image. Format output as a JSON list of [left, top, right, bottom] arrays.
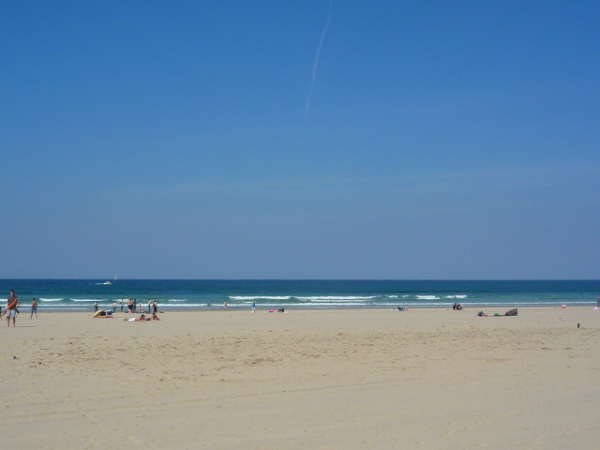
[[305, 0, 333, 118]]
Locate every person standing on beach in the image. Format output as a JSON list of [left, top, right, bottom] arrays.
[[224, 299, 228, 310], [127, 299, 133, 313], [133, 299, 137, 312], [597, 294, 600, 308], [6, 290, 18, 327], [94, 302, 98, 312], [252, 301, 256, 313], [153, 299, 158, 314], [112, 301, 117, 313], [30, 298, 38, 320], [121, 299, 124, 312], [148, 299, 152, 313]]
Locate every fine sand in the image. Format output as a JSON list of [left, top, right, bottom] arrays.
[[1, 307, 599, 449]]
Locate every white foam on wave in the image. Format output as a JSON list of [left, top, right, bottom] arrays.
[[39, 298, 65, 302], [416, 295, 441, 300], [71, 298, 106, 302], [167, 299, 188, 302], [260, 302, 380, 307], [229, 296, 292, 300], [410, 302, 448, 307], [297, 296, 377, 301], [170, 304, 213, 308], [446, 295, 467, 299]]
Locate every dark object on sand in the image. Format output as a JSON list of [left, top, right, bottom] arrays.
[[505, 308, 518, 316]]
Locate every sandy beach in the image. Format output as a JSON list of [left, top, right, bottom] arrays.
[[1, 307, 599, 449]]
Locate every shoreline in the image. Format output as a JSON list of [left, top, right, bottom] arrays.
[[20, 303, 597, 314]]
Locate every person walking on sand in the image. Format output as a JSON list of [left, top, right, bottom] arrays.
[[30, 298, 38, 320], [252, 301, 256, 313], [6, 290, 18, 327], [223, 299, 228, 310]]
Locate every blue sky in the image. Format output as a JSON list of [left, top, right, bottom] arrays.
[[1, 1, 599, 279]]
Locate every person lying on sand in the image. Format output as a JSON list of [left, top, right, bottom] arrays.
[[476, 311, 489, 317], [124, 314, 147, 322], [490, 308, 518, 317], [92, 310, 114, 318], [124, 313, 160, 322]]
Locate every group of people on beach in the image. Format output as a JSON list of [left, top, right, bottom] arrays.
[[93, 309, 160, 321], [3, 290, 38, 327], [126, 299, 142, 313], [95, 298, 159, 314], [92, 298, 160, 320], [3, 291, 164, 326]]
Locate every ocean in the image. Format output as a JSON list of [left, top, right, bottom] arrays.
[[1, 279, 599, 312]]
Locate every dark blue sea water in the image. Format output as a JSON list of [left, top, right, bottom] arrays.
[[1, 279, 599, 312]]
